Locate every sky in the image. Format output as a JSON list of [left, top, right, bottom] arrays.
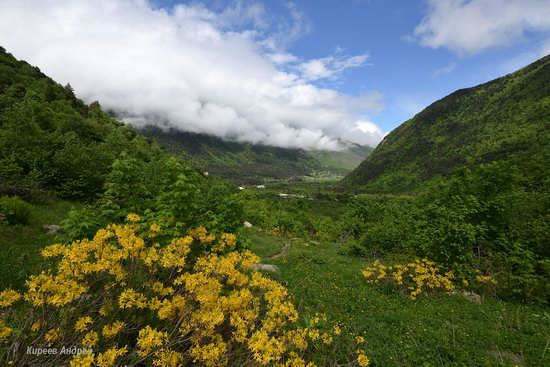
[[0, 0, 549, 150]]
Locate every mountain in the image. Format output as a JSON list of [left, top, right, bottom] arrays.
[[0, 46, 172, 199], [308, 143, 373, 172], [139, 126, 371, 183], [345, 55, 550, 192]]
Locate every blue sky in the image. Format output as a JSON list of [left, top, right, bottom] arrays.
[[156, 0, 549, 133], [2, 0, 549, 149]]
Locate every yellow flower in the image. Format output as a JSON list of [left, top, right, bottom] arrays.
[[75, 316, 93, 333], [25, 273, 87, 307], [355, 335, 365, 344], [0, 320, 13, 340], [70, 353, 95, 367], [0, 288, 21, 308], [476, 275, 497, 285], [45, 328, 60, 345], [118, 288, 148, 309], [137, 326, 167, 357], [332, 324, 342, 336], [96, 346, 127, 367], [31, 321, 42, 332], [126, 213, 140, 222], [102, 321, 125, 338], [153, 349, 184, 367], [190, 337, 227, 367], [150, 223, 161, 232], [357, 350, 370, 366], [321, 332, 333, 345], [82, 331, 99, 348], [248, 330, 286, 364]]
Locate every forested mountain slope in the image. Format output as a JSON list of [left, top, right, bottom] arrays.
[[139, 126, 371, 183], [345, 55, 550, 192], [0, 46, 169, 200]]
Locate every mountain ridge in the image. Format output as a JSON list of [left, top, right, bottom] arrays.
[[345, 54, 550, 192]]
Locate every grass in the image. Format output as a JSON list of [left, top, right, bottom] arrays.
[[248, 229, 550, 367], [2, 201, 549, 366], [242, 227, 290, 259], [0, 198, 78, 291]]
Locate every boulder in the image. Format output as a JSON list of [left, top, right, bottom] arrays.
[[250, 264, 280, 273], [243, 221, 253, 228], [43, 224, 64, 235], [460, 291, 482, 304]]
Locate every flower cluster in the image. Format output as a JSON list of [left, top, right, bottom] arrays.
[[0, 214, 369, 366], [475, 274, 497, 285], [362, 259, 456, 300]]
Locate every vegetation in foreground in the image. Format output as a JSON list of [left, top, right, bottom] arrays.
[[1, 215, 369, 366], [245, 227, 550, 366]]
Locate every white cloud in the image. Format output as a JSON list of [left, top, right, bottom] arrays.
[[0, 0, 385, 149], [413, 0, 550, 55], [298, 52, 368, 81], [432, 62, 456, 78]]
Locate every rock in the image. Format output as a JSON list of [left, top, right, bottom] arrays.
[[243, 221, 253, 228], [43, 224, 64, 235], [460, 291, 482, 304], [250, 264, 280, 273]]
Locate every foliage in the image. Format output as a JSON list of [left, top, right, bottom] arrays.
[[246, 230, 550, 366], [0, 215, 368, 366], [341, 162, 550, 304], [338, 195, 417, 257], [62, 154, 244, 240], [0, 47, 168, 200], [0, 195, 32, 224]]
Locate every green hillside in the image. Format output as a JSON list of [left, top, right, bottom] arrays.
[[0, 46, 169, 200], [139, 126, 372, 183], [308, 143, 373, 172], [345, 55, 550, 192]]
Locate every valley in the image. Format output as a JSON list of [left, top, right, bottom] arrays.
[[0, 45, 549, 366]]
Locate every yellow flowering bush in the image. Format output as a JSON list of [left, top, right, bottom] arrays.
[[362, 259, 456, 300], [362, 258, 499, 300], [475, 274, 497, 285], [0, 214, 368, 366]]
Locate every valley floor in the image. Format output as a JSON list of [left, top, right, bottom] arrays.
[[246, 227, 550, 367], [1, 200, 549, 366]]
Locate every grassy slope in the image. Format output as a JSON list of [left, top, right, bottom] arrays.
[[2, 198, 549, 366], [308, 144, 374, 173], [0, 199, 78, 290], [247, 228, 550, 367], [345, 55, 550, 192]]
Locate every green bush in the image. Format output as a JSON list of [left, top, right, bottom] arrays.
[[0, 195, 32, 224]]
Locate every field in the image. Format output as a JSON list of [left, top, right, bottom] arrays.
[[246, 226, 550, 366], [3, 192, 548, 366]]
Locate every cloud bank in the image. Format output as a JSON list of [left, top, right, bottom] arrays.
[[413, 0, 550, 55], [0, 0, 385, 150]]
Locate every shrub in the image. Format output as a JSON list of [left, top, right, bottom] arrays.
[[362, 258, 497, 300], [362, 258, 456, 300], [0, 214, 369, 366], [0, 195, 32, 224]]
